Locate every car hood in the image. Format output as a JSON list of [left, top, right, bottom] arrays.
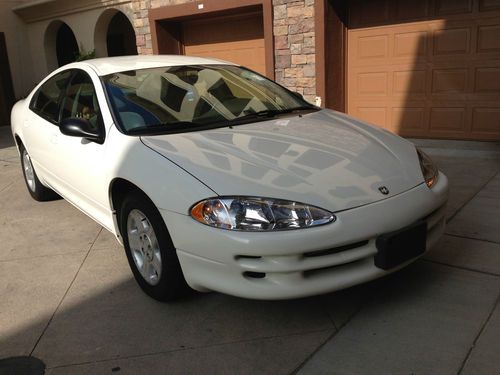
[[141, 109, 424, 212]]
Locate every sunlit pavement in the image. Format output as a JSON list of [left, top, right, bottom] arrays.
[[1, 126, 499, 375]]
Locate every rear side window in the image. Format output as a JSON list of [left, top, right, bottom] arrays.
[[30, 71, 72, 124]]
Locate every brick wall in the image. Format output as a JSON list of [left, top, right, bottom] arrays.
[[130, 0, 317, 102]]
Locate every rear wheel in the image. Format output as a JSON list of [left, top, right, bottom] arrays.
[[120, 191, 189, 301], [20, 146, 58, 201]]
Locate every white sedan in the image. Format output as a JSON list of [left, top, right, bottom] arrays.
[[11, 56, 448, 301]]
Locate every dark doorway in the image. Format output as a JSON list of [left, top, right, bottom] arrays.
[[56, 23, 79, 67], [0, 32, 15, 126], [106, 12, 137, 56]]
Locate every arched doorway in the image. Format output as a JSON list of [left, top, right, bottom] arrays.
[[45, 21, 79, 71], [95, 10, 137, 57], [56, 23, 79, 66]]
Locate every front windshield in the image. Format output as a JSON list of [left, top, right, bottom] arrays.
[[102, 65, 316, 134]]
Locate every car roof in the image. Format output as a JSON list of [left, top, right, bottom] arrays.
[[70, 55, 237, 76]]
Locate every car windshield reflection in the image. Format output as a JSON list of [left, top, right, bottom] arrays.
[[102, 65, 318, 135]]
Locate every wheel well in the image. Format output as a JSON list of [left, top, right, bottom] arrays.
[[14, 135, 23, 149], [110, 178, 152, 233], [110, 178, 144, 215]]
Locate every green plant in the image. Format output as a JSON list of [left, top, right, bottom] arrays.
[[75, 48, 95, 61]]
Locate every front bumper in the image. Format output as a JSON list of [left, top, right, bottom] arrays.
[[161, 172, 449, 300]]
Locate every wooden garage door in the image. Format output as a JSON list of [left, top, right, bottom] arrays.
[[347, 0, 500, 140], [183, 12, 266, 75]]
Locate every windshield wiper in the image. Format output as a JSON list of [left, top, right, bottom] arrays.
[[232, 105, 317, 123], [127, 121, 205, 135], [126, 106, 319, 135]]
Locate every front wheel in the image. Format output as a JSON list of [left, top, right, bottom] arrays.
[[120, 191, 189, 301], [20, 146, 58, 201]]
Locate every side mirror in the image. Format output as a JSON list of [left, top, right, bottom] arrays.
[[60, 118, 103, 143], [292, 91, 305, 100]]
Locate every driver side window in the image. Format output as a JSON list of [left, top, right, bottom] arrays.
[[60, 70, 102, 130]]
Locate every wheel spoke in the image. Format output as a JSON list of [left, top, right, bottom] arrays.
[[127, 208, 163, 286], [128, 230, 141, 250], [22, 151, 36, 192], [142, 259, 151, 280], [151, 252, 162, 276]]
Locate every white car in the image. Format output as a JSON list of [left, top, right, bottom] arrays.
[[11, 56, 448, 301]]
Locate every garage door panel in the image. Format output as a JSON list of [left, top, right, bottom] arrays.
[[430, 107, 467, 131], [431, 68, 468, 93], [436, 0, 473, 16], [393, 70, 427, 96], [356, 107, 388, 128], [394, 31, 428, 58], [356, 35, 389, 60], [472, 108, 500, 132], [357, 72, 388, 96], [392, 107, 427, 133], [348, 0, 500, 140], [477, 25, 500, 52], [433, 27, 471, 55], [479, 0, 500, 12], [182, 12, 266, 75], [474, 67, 500, 92]]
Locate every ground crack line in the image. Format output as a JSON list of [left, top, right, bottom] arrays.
[[458, 290, 500, 374], [28, 227, 103, 356], [446, 170, 500, 224], [45, 328, 331, 370]]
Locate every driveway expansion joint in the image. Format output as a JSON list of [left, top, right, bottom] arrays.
[[421, 258, 500, 278], [457, 290, 500, 374], [444, 232, 500, 245], [44, 328, 334, 371], [446, 170, 500, 224], [28, 228, 104, 357]]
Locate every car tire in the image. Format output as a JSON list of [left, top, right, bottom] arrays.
[[20, 145, 58, 201], [120, 191, 189, 301]]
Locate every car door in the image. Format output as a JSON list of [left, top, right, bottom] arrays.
[[50, 68, 115, 231], [23, 70, 73, 187]]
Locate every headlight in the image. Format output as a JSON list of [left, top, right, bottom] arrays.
[[190, 197, 335, 231], [417, 148, 438, 188]]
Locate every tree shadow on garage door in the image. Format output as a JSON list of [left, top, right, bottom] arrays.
[[327, 0, 500, 141]]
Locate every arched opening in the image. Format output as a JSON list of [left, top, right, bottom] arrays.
[[56, 23, 79, 66], [45, 21, 79, 71], [107, 12, 138, 56], [95, 9, 137, 58]]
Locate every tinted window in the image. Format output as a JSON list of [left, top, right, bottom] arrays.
[[60, 70, 102, 130], [30, 71, 72, 124]]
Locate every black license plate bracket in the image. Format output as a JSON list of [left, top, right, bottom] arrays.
[[375, 221, 427, 270]]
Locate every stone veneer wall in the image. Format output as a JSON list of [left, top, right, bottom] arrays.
[[273, 0, 316, 103], [130, 0, 317, 102]]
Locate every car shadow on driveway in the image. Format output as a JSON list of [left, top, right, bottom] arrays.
[[3, 248, 489, 375], [0, 126, 14, 150], [0, 245, 387, 374]]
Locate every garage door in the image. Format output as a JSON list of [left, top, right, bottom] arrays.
[[182, 12, 266, 75], [347, 0, 500, 140]]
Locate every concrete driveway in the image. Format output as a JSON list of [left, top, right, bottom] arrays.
[[1, 126, 499, 374]]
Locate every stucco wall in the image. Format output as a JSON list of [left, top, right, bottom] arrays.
[[19, 3, 137, 90], [0, 0, 35, 98]]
